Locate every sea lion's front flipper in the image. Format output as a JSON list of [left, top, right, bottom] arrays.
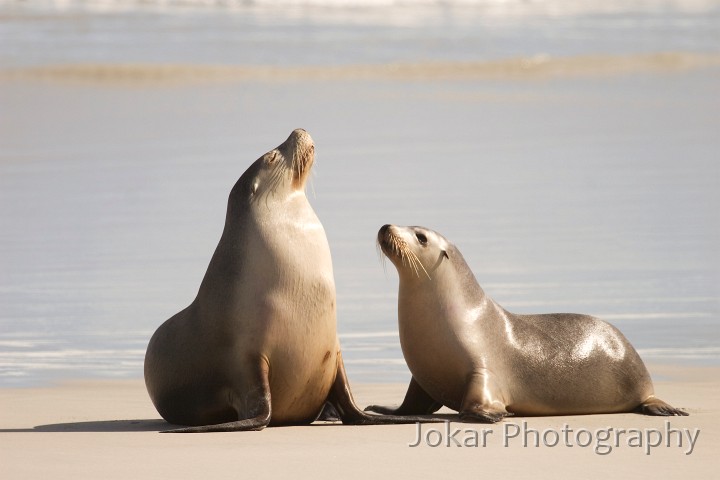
[[161, 359, 272, 433], [458, 370, 511, 424], [326, 352, 442, 425], [364, 376, 442, 415], [315, 402, 341, 422]]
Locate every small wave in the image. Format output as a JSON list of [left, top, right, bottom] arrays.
[[0, 340, 58, 349], [339, 331, 398, 339], [601, 312, 712, 321], [638, 347, 720, 360], [3, 52, 719, 84], [24, 0, 720, 15], [343, 358, 408, 365]]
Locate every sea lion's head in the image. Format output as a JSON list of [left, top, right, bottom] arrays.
[[231, 128, 315, 206], [377, 224, 451, 281]]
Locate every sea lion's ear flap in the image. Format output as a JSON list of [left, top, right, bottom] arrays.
[[442, 250, 449, 259]]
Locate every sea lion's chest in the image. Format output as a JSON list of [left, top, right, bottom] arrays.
[[244, 206, 338, 416], [397, 290, 481, 409]]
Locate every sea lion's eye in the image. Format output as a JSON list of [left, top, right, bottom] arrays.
[[416, 233, 428, 246]]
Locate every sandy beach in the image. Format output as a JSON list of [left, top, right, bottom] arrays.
[[0, 364, 717, 479]]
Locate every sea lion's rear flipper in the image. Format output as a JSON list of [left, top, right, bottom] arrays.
[[364, 376, 442, 415], [326, 352, 443, 425], [162, 416, 269, 433], [161, 360, 272, 433], [638, 396, 689, 416]]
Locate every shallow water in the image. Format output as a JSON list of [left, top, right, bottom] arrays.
[[3, 0, 720, 67], [0, 1, 718, 387]]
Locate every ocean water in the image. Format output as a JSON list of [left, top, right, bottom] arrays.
[[0, 0, 719, 387], [3, 0, 720, 68]]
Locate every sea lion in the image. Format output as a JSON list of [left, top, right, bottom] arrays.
[[144, 131, 433, 432], [366, 224, 688, 422]]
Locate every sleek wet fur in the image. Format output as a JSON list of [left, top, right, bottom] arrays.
[[367, 224, 688, 422], [144, 132, 437, 432]]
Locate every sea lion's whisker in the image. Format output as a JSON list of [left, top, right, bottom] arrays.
[[259, 162, 281, 206], [294, 147, 301, 178], [405, 249, 420, 278], [258, 159, 289, 208], [376, 241, 389, 276], [308, 155, 317, 198], [388, 235, 430, 278], [383, 232, 431, 280], [404, 248, 418, 276], [408, 249, 431, 280]]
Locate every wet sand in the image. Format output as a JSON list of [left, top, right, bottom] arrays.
[[1, 69, 717, 479], [3, 52, 720, 84], [2, 64, 719, 385]]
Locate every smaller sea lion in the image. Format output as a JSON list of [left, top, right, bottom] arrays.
[[367, 224, 688, 422]]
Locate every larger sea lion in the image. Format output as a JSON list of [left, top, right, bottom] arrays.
[[144, 131, 432, 432], [367, 224, 688, 422]]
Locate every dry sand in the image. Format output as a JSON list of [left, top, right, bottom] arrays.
[[0, 364, 716, 479]]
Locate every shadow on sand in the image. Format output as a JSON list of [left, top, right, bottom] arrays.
[[0, 414, 457, 433], [0, 419, 173, 433]]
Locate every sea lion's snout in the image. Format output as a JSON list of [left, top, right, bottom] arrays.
[[377, 224, 431, 279], [377, 224, 395, 253], [377, 224, 405, 261], [284, 128, 304, 141], [284, 128, 313, 152], [279, 128, 314, 185]]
